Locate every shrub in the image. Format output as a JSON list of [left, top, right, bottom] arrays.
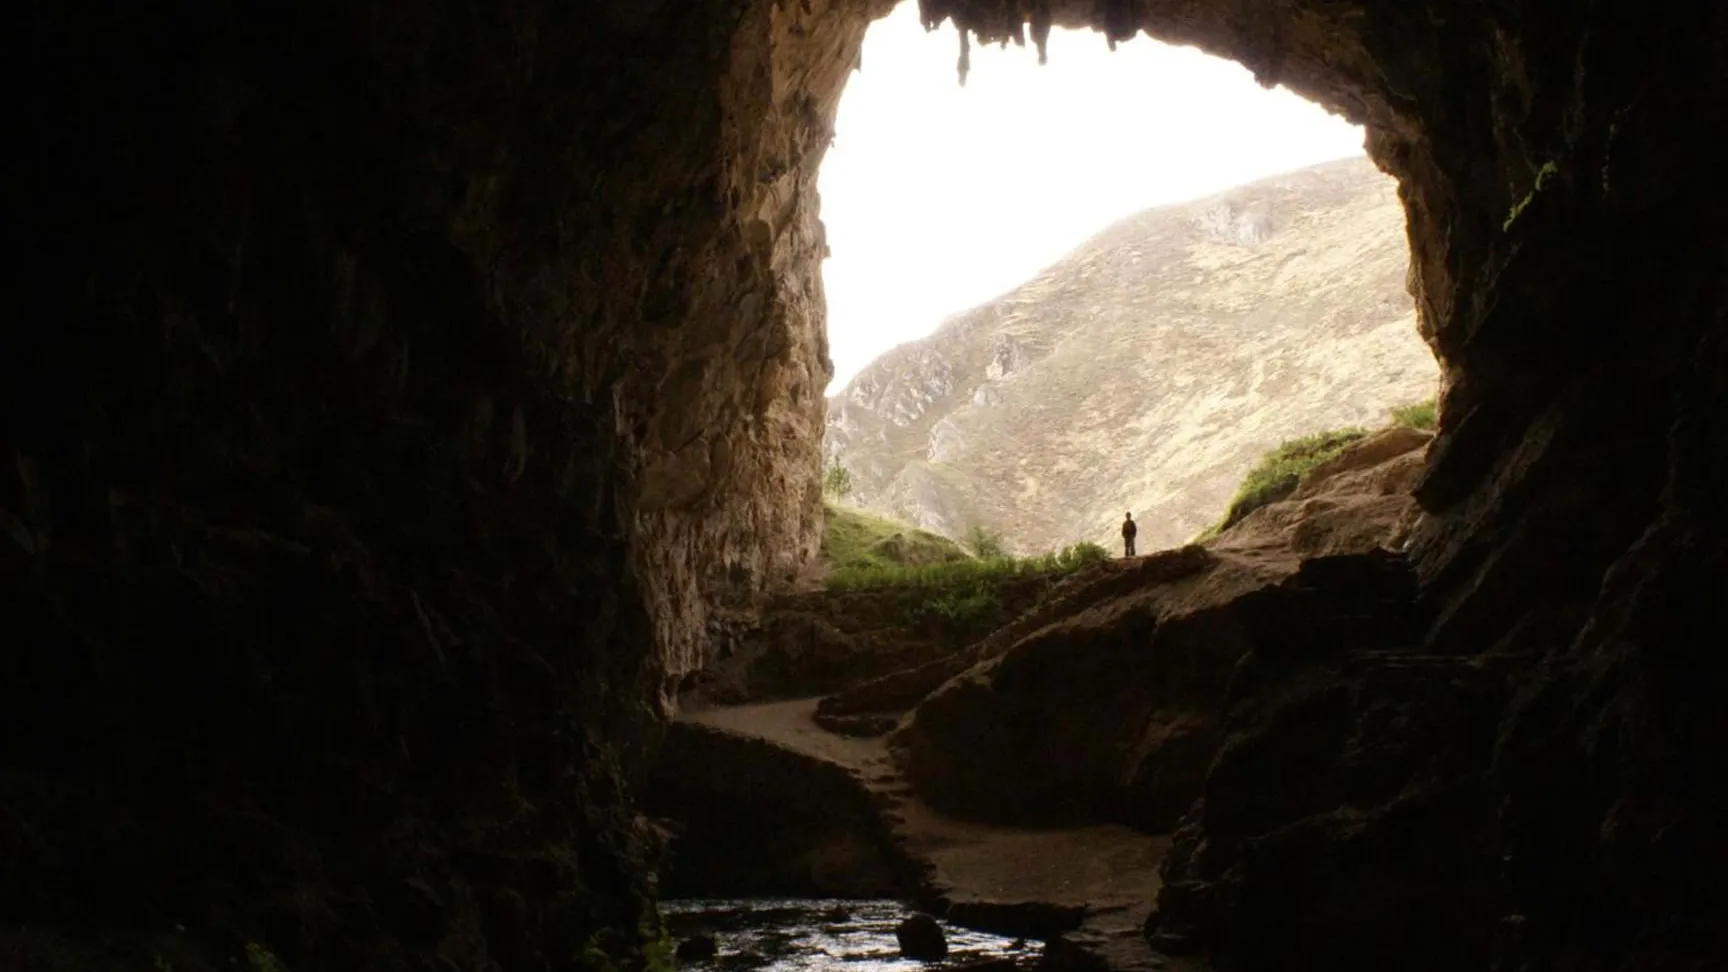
[[1389, 398, 1437, 431], [922, 584, 999, 626], [822, 460, 853, 498], [962, 523, 1007, 558], [826, 541, 1107, 592]]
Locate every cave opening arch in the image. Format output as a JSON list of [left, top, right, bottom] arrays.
[[814, 2, 1436, 554], [720, 0, 1728, 967]]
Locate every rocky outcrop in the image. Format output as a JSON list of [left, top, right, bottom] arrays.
[[815, 546, 1216, 734], [826, 157, 1438, 553], [891, 432, 1429, 833], [1213, 426, 1431, 556], [1148, 645, 1515, 968], [688, 571, 1066, 709], [646, 723, 902, 899], [895, 915, 949, 960]]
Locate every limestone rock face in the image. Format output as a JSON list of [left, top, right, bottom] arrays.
[[6, 0, 881, 966], [826, 158, 1439, 552]]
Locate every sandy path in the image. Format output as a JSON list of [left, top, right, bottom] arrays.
[[679, 697, 1187, 971]]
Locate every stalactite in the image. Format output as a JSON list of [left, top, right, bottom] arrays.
[[1104, 0, 1135, 51], [1031, 2, 1051, 64], [957, 25, 972, 85], [919, 0, 942, 32]]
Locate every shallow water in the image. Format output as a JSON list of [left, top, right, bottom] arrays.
[[662, 899, 1039, 972]]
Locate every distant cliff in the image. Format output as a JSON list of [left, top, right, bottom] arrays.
[[824, 156, 1438, 553]]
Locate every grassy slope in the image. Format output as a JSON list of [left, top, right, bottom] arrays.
[[820, 499, 1107, 592], [821, 500, 973, 572], [818, 501, 1111, 638], [1197, 397, 1437, 541]]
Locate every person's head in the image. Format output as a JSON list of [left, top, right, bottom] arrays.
[[1125, 512, 1133, 520]]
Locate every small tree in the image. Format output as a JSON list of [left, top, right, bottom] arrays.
[[823, 460, 853, 499], [962, 523, 1006, 559]]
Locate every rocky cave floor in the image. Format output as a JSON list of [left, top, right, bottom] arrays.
[[650, 430, 1434, 972], [674, 698, 1181, 972]]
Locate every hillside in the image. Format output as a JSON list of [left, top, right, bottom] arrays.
[[821, 500, 973, 572], [824, 156, 1439, 553]]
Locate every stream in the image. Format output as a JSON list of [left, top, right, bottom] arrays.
[[663, 899, 1040, 972]]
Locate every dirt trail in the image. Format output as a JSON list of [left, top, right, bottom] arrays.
[[681, 698, 1187, 972]]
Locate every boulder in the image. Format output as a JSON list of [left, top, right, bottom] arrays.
[[895, 914, 949, 960], [676, 936, 719, 963]]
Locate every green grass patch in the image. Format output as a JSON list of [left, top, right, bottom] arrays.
[[1389, 398, 1437, 431], [827, 541, 1109, 591], [821, 500, 971, 572], [818, 503, 1108, 639], [821, 501, 1106, 611], [1197, 427, 1372, 540]]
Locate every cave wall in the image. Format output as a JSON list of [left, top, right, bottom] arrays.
[[906, 1, 1727, 968], [4, 0, 873, 967], [919, 0, 1726, 967]]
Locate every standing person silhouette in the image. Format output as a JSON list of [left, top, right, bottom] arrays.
[[1121, 512, 1137, 558]]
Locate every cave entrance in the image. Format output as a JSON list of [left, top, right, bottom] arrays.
[[659, 2, 1451, 906], [816, 2, 1440, 560]]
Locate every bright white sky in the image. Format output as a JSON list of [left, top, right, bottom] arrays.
[[819, 3, 1368, 390]]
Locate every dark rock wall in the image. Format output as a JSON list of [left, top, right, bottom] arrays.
[[927, 1, 1728, 967], [5, 0, 873, 967], [645, 724, 902, 899]]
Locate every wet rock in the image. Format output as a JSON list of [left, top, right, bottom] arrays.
[[1035, 936, 1109, 972], [944, 900, 1085, 940], [895, 913, 948, 960], [949, 959, 1025, 972], [675, 935, 718, 962], [822, 905, 851, 923]]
